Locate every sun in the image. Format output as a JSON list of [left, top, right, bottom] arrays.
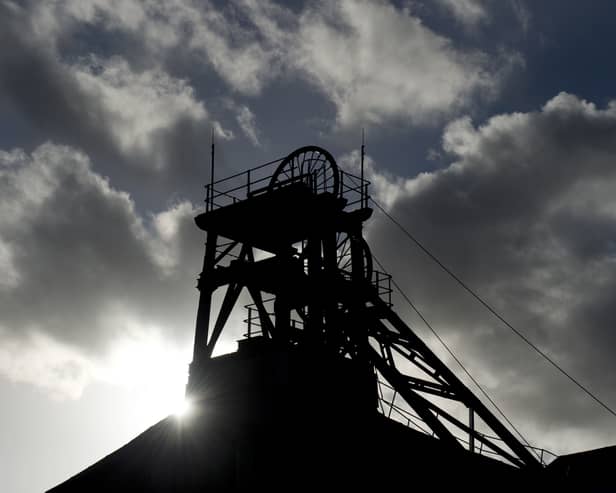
[[99, 330, 194, 425], [173, 397, 192, 418]]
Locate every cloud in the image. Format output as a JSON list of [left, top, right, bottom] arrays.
[[235, 105, 261, 147], [0, 3, 232, 196], [72, 56, 207, 168], [0, 332, 92, 400], [435, 0, 488, 27], [366, 92, 616, 451], [510, 0, 531, 33], [338, 150, 413, 209], [223, 100, 261, 147], [0, 142, 205, 397], [35, 0, 285, 96], [12, 0, 519, 132], [292, 0, 499, 126]]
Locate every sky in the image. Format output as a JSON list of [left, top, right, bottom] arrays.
[[2, 0, 616, 491]]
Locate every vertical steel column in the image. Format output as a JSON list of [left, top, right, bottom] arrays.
[[192, 231, 218, 362], [469, 408, 475, 453], [322, 230, 340, 348], [349, 230, 370, 364], [306, 236, 323, 344], [274, 296, 290, 336], [350, 236, 364, 283]]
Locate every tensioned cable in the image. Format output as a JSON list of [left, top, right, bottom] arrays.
[[371, 197, 616, 419], [372, 253, 539, 459]]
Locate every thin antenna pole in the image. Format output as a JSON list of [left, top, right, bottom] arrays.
[[361, 128, 366, 207], [210, 127, 215, 209]]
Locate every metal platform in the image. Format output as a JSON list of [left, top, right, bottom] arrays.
[[196, 184, 347, 254]]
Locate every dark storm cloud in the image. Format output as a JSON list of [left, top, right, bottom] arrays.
[[0, 0, 519, 160], [0, 143, 205, 391], [364, 93, 616, 446], [0, 0, 535, 221], [0, 7, 119, 161], [0, 1, 230, 206], [3, 0, 614, 454]]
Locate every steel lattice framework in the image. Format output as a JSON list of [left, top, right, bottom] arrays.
[[187, 145, 542, 470]]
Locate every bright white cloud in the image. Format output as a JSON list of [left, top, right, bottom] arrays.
[[233, 104, 261, 147], [49, 0, 283, 95], [212, 121, 235, 141], [72, 56, 207, 166], [27, 0, 512, 128], [150, 200, 197, 273], [0, 331, 92, 400], [338, 149, 413, 209], [442, 115, 481, 156], [188, 9, 279, 95], [293, 0, 496, 126]]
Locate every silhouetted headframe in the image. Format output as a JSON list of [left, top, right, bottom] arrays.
[[48, 145, 614, 492]]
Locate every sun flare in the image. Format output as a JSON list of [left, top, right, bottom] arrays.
[[99, 330, 192, 425], [174, 398, 192, 418]]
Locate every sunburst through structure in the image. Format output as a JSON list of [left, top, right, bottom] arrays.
[[49, 146, 616, 492]]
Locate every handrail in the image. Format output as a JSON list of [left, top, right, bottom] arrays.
[[376, 379, 558, 466], [211, 157, 286, 187], [203, 156, 371, 213], [373, 269, 393, 306]]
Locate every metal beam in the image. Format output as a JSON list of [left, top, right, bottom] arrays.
[[205, 281, 243, 358], [421, 399, 525, 468], [192, 231, 218, 362], [247, 285, 276, 339], [404, 376, 457, 400], [367, 289, 542, 469], [367, 346, 462, 450]]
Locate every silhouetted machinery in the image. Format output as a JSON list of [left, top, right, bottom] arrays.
[[52, 146, 613, 492], [183, 145, 544, 489]]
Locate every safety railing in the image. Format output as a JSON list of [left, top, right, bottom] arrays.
[[340, 169, 370, 209], [204, 158, 371, 213], [205, 157, 284, 212], [376, 379, 558, 466], [242, 268, 392, 340], [243, 298, 305, 339], [373, 270, 393, 307]]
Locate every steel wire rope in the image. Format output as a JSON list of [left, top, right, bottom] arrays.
[[371, 253, 540, 461], [370, 197, 616, 420]]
